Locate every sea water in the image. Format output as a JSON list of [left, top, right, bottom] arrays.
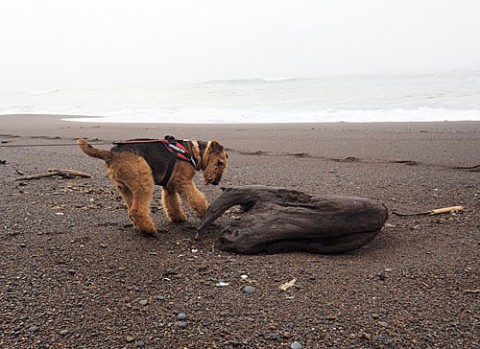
[[1, 71, 479, 123]]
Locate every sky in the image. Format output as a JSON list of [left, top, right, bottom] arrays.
[[1, 0, 479, 93]]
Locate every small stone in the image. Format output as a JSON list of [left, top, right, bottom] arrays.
[[19, 243, 27, 248], [99, 243, 107, 248], [290, 341, 303, 349], [216, 281, 230, 287], [59, 329, 69, 336], [371, 313, 380, 319], [378, 321, 389, 328], [126, 335, 134, 343], [135, 340, 145, 347], [139, 299, 149, 306], [174, 321, 187, 328], [177, 313, 187, 320], [243, 286, 256, 294], [240, 274, 249, 280], [28, 325, 39, 333], [154, 295, 165, 301]]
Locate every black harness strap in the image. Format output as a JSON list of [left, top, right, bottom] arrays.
[[159, 148, 178, 187]]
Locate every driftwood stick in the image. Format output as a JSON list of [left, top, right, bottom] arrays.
[[47, 169, 92, 178], [16, 169, 92, 181]]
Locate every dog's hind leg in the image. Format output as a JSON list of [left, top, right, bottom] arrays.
[[108, 155, 157, 235], [128, 181, 157, 235], [178, 182, 208, 218], [116, 182, 133, 209], [162, 188, 187, 223]]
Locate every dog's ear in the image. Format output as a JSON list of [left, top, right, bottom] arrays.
[[210, 140, 224, 153]]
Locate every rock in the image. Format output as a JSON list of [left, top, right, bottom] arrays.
[[378, 321, 389, 328], [291, 341, 303, 349], [126, 335, 134, 343], [28, 325, 39, 333], [135, 340, 145, 347], [139, 299, 149, 306], [154, 295, 165, 301], [216, 281, 230, 287], [59, 329, 69, 336], [243, 286, 256, 294], [177, 313, 187, 320], [174, 321, 187, 328]]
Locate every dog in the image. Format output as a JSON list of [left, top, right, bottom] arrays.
[[77, 136, 228, 235]]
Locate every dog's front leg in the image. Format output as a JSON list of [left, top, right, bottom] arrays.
[[178, 183, 208, 218], [162, 187, 187, 223]]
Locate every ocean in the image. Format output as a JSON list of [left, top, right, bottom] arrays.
[[1, 71, 479, 123]]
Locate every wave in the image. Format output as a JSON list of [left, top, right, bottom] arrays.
[[59, 107, 480, 124]]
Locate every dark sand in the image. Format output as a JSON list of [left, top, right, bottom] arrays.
[[1, 114, 479, 348]]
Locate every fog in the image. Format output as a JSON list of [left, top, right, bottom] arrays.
[[1, 0, 479, 93]]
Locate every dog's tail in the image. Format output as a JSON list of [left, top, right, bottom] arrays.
[[77, 138, 112, 162]]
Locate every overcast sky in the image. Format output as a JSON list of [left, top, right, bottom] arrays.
[[1, 0, 479, 93]]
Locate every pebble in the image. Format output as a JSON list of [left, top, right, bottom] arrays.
[[28, 325, 39, 333], [154, 295, 165, 301], [177, 313, 187, 320], [243, 286, 256, 294], [291, 341, 303, 349], [59, 329, 69, 336], [378, 321, 389, 328], [174, 321, 187, 328], [216, 281, 230, 287], [139, 299, 149, 306], [126, 335, 134, 343], [135, 340, 145, 347]]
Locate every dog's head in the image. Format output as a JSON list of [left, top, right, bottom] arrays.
[[201, 140, 228, 185]]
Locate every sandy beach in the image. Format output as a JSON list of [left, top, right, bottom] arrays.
[[1, 114, 479, 348]]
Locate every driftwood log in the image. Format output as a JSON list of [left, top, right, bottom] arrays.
[[197, 185, 388, 254]]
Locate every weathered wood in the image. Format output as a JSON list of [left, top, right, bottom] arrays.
[[15, 169, 92, 181], [198, 185, 388, 254]]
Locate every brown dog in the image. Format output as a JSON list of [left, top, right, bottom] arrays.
[[77, 137, 228, 235]]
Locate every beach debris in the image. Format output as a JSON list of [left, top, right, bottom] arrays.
[[197, 185, 387, 255], [279, 278, 297, 291], [15, 168, 92, 181], [216, 281, 230, 287], [391, 205, 464, 217], [464, 289, 480, 294]]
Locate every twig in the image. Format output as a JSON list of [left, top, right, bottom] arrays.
[[391, 205, 464, 217]]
